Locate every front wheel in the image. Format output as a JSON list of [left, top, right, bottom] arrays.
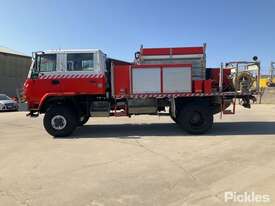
[[78, 115, 90, 126], [177, 103, 213, 134], [169, 107, 179, 124], [43, 106, 77, 137]]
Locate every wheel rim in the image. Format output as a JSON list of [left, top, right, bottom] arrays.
[[80, 116, 85, 122], [51, 115, 67, 130], [189, 111, 204, 126]]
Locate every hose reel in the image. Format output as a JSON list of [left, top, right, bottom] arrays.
[[233, 71, 256, 92]]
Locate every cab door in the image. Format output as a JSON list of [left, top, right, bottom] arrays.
[[60, 51, 106, 95], [31, 53, 62, 102]]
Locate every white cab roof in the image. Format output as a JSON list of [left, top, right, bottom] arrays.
[[38, 49, 103, 54]]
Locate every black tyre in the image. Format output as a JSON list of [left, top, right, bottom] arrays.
[[43, 106, 77, 137], [170, 115, 179, 124], [78, 115, 90, 126], [169, 107, 179, 124], [177, 103, 213, 134]]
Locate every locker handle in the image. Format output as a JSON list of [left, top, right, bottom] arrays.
[[51, 79, 60, 85]]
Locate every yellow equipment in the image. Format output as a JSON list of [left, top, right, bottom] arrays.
[[266, 62, 275, 87]]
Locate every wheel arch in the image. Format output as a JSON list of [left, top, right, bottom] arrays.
[[174, 96, 232, 115], [39, 94, 79, 115], [174, 97, 212, 113]]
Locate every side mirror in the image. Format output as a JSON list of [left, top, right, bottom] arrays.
[[31, 71, 39, 79], [253, 56, 258, 61], [135, 52, 140, 60]]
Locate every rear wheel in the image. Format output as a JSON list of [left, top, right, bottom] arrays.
[[43, 106, 77, 137], [177, 103, 213, 134]]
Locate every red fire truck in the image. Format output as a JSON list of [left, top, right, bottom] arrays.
[[23, 45, 260, 137]]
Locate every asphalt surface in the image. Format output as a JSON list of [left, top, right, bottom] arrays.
[[0, 105, 275, 206]]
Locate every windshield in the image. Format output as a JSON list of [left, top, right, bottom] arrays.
[[36, 54, 57, 72], [0, 95, 11, 100]]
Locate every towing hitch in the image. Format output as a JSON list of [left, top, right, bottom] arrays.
[[26, 111, 39, 117]]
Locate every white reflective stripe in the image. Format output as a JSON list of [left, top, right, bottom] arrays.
[[38, 73, 105, 79], [123, 92, 219, 99]]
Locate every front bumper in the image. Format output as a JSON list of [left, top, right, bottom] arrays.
[[0, 106, 18, 111]]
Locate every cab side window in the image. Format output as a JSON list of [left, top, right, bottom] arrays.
[[37, 54, 57, 72], [67, 53, 96, 72]]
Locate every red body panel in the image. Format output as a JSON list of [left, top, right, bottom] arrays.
[[132, 63, 192, 68], [60, 75, 106, 94], [24, 73, 106, 110], [204, 80, 213, 94], [210, 68, 232, 87], [193, 80, 203, 93], [113, 65, 131, 96], [24, 78, 61, 108], [141, 47, 204, 56]]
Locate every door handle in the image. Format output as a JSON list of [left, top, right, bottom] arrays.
[[51, 79, 60, 85]]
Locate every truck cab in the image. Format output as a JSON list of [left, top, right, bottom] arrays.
[[24, 49, 107, 110]]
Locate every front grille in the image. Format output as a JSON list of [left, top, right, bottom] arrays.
[[4, 103, 17, 110], [5, 103, 15, 107]]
